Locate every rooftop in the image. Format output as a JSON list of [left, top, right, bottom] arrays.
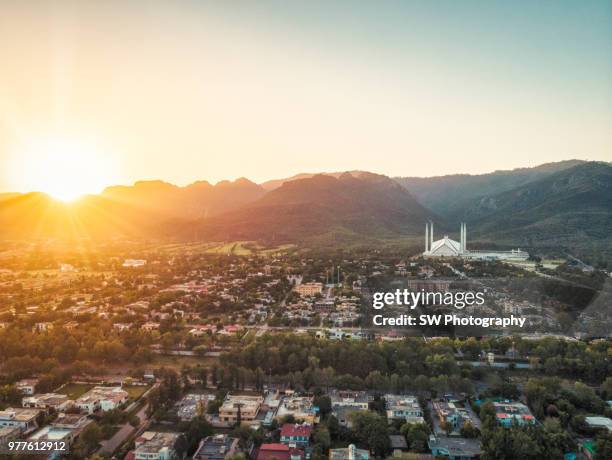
[[0, 407, 40, 422], [428, 436, 481, 457], [280, 423, 313, 438]]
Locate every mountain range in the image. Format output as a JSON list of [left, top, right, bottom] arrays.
[[0, 160, 610, 263]]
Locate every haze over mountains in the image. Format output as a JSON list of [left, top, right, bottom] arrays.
[[0, 160, 610, 262]]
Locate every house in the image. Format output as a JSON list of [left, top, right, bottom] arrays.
[[75, 386, 128, 414], [0, 408, 40, 434], [427, 435, 481, 459], [133, 431, 178, 460], [329, 444, 369, 460], [254, 443, 304, 460], [22, 393, 71, 411], [51, 413, 91, 431], [331, 390, 370, 427], [585, 416, 612, 432], [32, 322, 53, 332], [493, 401, 535, 427], [294, 282, 323, 297], [389, 435, 408, 456], [176, 393, 211, 421], [28, 425, 76, 447], [16, 379, 38, 395], [141, 322, 161, 332], [219, 394, 263, 424], [123, 259, 147, 267], [280, 423, 312, 448], [330, 391, 370, 411], [276, 395, 319, 424], [385, 395, 424, 424], [432, 399, 475, 432], [192, 434, 240, 460]]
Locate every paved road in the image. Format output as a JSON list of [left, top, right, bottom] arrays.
[[96, 384, 158, 456], [97, 403, 149, 455]]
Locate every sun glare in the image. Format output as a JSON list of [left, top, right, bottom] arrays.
[[8, 136, 117, 201]]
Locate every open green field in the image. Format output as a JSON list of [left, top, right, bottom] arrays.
[[153, 241, 296, 257], [123, 384, 151, 400], [57, 383, 95, 399]]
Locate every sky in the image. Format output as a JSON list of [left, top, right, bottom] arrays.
[[0, 0, 611, 194]]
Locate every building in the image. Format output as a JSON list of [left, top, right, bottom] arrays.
[[493, 401, 535, 427], [176, 393, 211, 421], [0, 408, 40, 434], [255, 443, 304, 460], [51, 413, 91, 431], [192, 434, 240, 460], [28, 425, 76, 446], [276, 395, 318, 424], [219, 394, 263, 424], [331, 391, 371, 428], [427, 435, 481, 459], [432, 399, 475, 432], [389, 435, 408, 456], [330, 391, 370, 411], [32, 322, 53, 332], [134, 431, 178, 460], [422, 221, 528, 261], [294, 282, 323, 297], [75, 386, 128, 414], [280, 423, 312, 448], [22, 393, 71, 411], [385, 395, 424, 424], [123, 259, 147, 267], [329, 444, 370, 460], [16, 379, 38, 395], [585, 416, 612, 432]]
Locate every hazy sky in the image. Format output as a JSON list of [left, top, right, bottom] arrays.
[[0, 0, 611, 192]]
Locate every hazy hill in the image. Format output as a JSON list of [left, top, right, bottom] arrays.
[[102, 177, 266, 219], [461, 162, 612, 242], [194, 172, 438, 242], [395, 160, 587, 218], [260, 170, 369, 191]]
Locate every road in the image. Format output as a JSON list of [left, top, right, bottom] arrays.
[[96, 384, 157, 456]]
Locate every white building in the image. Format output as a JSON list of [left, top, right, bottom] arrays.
[[585, 416, 612, 432], [0, 408, 40, 434], [16, 379, 38, 395], [22, 393, 71, 411], [123, 259, 147, 268], [134, 431, 178, 460], [422, 221, 528, 261], [75, 387, 128, 414], [385, 394, 424, 424]]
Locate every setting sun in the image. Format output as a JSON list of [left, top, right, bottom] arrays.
[[7, 136, 118, 201]]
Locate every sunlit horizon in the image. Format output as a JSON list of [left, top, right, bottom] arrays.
[[1, 1, 611, 194]]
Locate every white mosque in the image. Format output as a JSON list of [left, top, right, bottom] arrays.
[[422, 221, 529, 261]]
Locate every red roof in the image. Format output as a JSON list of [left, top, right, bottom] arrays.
[[257, 444, 291, 460], [261, 444, 290, 452], [281, 423, 313, 438], [496, 413, 509, 418], [124, 452, 135, 460]]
